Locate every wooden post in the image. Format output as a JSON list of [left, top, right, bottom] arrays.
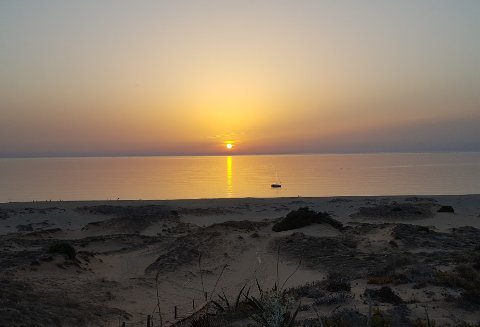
[[174, 305, 177, 319], [192, 298, 195, 310], [146, 315, 151, 327]]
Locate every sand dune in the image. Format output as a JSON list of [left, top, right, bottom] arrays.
[[1, 195, 479, 326]]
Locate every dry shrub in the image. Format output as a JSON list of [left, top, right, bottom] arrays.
[[364, 287, 403, 305], [272, 207, 343, 232], [326, 272, 351, 292], [367, 276, 394, 285], [47, 242, 76, 259]]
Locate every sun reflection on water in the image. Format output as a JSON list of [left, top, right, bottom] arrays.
[[226, 156, 232, 197]]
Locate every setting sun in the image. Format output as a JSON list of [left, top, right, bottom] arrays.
[[226, 143, 233, 149]]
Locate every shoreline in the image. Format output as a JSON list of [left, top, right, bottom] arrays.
[[2, 193, 479, 204]]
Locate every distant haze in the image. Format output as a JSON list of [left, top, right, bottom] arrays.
[[1, 1, 479, 157]]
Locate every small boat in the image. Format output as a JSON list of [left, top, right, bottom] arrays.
[[271, 170, 282, 188]]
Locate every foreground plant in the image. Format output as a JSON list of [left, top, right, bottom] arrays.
[[212, 283, 250, 313], [245, 280, 300, 327]]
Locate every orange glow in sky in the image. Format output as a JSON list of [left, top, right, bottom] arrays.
[[1, 1, 479, 157]]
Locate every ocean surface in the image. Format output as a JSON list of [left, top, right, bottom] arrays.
[[0, 153, 479, 202]]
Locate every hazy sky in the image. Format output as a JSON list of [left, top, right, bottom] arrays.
[[1, 1, 479, 157]]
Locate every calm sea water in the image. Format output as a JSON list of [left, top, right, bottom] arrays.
[[0, 153, 479, 202]]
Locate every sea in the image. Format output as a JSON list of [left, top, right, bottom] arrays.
[[0, 153, 479, 202]]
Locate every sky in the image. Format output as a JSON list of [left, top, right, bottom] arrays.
[[1, 1, 479, 157]]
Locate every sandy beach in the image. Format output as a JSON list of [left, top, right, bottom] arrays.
[[1, 195, 479, 326]]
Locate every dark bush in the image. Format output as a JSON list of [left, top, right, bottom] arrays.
[[437, 206, 454, 213], [287, 280, 325, 299], [365, 286, 403, 305], [326, 272, 351, 292], [383, 254, 412, 273], [458, 289, 480, 310], [272, 207, 343, 232], [287, 278, 353, 305], [389, 240, 398, 247], [455, 322, 478, 327], [436, 265, 480, 290], [472, 256, 480, 271], [321, 309, 367, 327], [370, 308, 392, 327], [367, 276, 394, 285], [47, 243, 76, 259], [190, 315, 212, 327]]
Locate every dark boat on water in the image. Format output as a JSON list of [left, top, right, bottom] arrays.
[[271, 170, 282, 188]]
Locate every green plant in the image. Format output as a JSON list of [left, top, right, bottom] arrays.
[[245, 280, 300, 327]]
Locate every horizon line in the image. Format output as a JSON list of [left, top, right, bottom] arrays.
[[1, 149, 479, 159]]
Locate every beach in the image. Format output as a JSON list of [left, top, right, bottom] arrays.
[[3, 0, 480, 326], [1, 195, 479, 326]]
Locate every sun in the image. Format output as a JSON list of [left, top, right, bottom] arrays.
[[226, 143, 233, 149]]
